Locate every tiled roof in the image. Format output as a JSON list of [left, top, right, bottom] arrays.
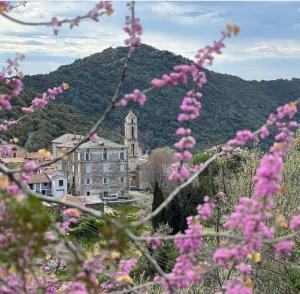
[[25, 152, 51, 160], [2, 157, 26, 164], [52, 133, 125, 149], [29, 174, 50, 184]]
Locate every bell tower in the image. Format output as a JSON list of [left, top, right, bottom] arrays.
[[124, 110, 140, 187], [125, 110, 139, 159]]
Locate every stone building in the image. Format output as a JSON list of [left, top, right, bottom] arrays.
[[52, 134, 129, 199], [124, 110, 148, 188]]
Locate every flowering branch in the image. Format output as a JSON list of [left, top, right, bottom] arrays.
[[0, 1, 113, 34]]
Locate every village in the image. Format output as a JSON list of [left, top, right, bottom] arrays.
[[0, 111, 150, 212]]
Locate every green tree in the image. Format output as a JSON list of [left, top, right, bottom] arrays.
[[151, 181, 166, 231]]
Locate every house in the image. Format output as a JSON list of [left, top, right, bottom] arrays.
[[28, 167, 67, 197], [52, 133, 129, 199], [0, 139, 27, 159]]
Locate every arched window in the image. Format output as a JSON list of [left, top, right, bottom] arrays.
[[132, 144, 135, 156]]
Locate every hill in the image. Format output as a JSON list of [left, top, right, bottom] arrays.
[[23, 44, 300, 150], [0, 87, 122, 152]]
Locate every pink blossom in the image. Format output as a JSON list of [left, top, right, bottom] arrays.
[[236, 263, 252, 274], [259, 126, 269, 139], [197, 196, 214, 220], [24, 161, 38, 171], [290, 214, 300, 231], [217, 278, 252, 294], [146, 236, 161, 250], [6, 184, 21, 197], [274, 241, 294, 259], [90, 133, 98, 142]]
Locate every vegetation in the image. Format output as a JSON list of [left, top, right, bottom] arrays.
[[24, 44, 300, 150], [0, 87, 123, 151]]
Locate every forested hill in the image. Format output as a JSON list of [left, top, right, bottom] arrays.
[[0, 88, 122, 152], [23, 44, 300, 150]]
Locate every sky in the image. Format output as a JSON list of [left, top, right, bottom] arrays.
[[2, 1, 300, 80]]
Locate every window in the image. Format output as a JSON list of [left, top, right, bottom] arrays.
[[77, 152, 80, 161], [59, 180, 64, 187], [43, 183, 48, 187], [13, 152, 16, 158], [132, 127, 135, 139], [29, 184, 33, 190], [103, 164, 109, 173], [85, 152, 91, 161], [120, 177, 125, 184], [85, 164, 92, 173], [57, 161, 62, 171], [120, 164, 125, 173], [102, 149, 108, 160], [86, 191, 90, 196], [132, 144, 135, 156], [103, 191, 109, 197], [121, 190, 125, 197], [119, 152, 125, 160], [85, 178, 91, 185], [103, 177, 109, 185], [72, 165, 74, 173]]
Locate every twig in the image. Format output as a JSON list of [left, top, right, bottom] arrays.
[[125, 228, 176, 293], [1, 10, 106, 27]]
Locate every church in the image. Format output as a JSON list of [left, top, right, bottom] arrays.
[[51, 110, 147, 199]]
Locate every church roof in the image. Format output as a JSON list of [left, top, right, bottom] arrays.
[[52, 133, 125, 149]]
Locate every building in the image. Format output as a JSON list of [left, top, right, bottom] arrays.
[[0, 139, 27, 158], [124, 110, 148, 188], [28, 167, 67, 197], [52, 134, 129, 199]]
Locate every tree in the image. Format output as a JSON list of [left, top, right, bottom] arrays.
[[151, 181, 166, 231], [140, 147, 174, 190]]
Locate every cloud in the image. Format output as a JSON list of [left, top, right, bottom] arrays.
[[149, 2, 231, 25]]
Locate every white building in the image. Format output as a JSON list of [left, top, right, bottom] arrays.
[[28, 167, 67, 197]]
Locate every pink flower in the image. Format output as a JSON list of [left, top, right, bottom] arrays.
[[197, 197, 214, 220], [274, 241, 294, 259], [290, 214, 300, 231], [236, 263, 252, 274], [25, 161, 38, 171], [6, 184, 21, 197], [146, 237, 161, 250], [90, 133, 98, 142], [259, 126, 269, 139]]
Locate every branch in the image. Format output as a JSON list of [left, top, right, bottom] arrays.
[[125, 228, 175, 293], [1, 10, 106, 27]]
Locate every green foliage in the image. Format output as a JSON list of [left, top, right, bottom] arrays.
[[132, 240, 178, 278], [0, 86, 122, 151], [151, 181, 167, 231], [23, 45, 300, 150], [0, 193, 51, 268], [69, 215, 103, 248], [192, 152, 209, 165], [287, 267, 300, 291]]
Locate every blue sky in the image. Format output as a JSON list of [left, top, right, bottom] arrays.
[[2, 1, 300, 80]]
